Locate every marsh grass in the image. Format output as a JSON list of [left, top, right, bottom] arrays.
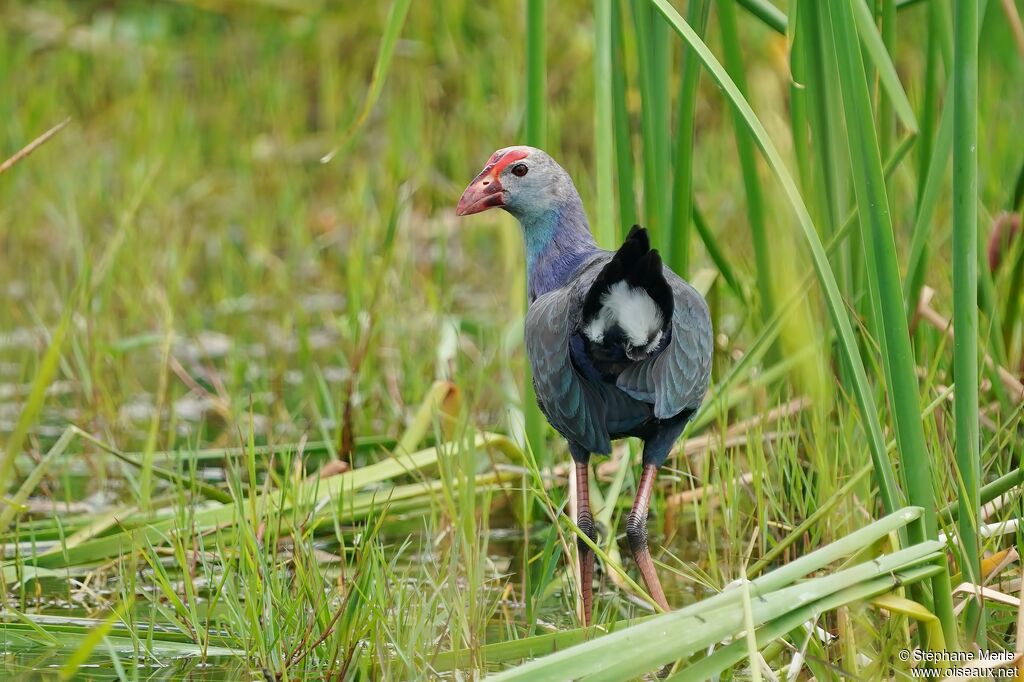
[[1, 0, 1023, 679]]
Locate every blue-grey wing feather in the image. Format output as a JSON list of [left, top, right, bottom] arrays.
[[616, 272, 712, 419], [525, 265, 612, 454]]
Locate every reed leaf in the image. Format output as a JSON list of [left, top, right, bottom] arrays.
[[0, 619, 241, 657], [493, 522, 940, 680], [735, 0, 786, 34], [454, 509, 925, 676], [672, 565, 943, 681]]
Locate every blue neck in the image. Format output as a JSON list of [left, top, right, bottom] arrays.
[[514, 200, 600, 302]]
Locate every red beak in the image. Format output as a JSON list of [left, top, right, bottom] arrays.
[[456, 174, 505, 216]]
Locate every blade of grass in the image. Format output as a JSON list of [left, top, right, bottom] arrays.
[[916, 2, 941, 209], [905, 1, 988, 314], [693, 203, 745, 301], [13, 432, 518, 573], [525, 0, 546, 147], [432, 616, 650, 672], [1012, 157, 1024, 211], [0, 305, 74, 493], [0, 619, 240, 656], [905, 84, 952, 315], [739, 568, 763, 682], [941, 459, 1024, 525], [905, 1, 949, 316], [320, 0, 412, 163], [521, 0, 549, 639], [0, 428, 76, 534], [69, 427, 232, 504]]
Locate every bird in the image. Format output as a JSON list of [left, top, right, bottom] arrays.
[[456, 145, 712, 625]]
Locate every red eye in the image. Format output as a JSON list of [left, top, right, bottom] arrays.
[[511, 163, 528, 177]]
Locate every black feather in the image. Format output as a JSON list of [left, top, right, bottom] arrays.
[[580, 226, 672, 327], [582, 227, 646, 319], [628, 250, 673, 323]]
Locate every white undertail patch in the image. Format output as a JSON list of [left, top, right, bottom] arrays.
[[583, 281, 664, 352]]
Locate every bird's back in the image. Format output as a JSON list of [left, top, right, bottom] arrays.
[[525, 227, 712, 456]]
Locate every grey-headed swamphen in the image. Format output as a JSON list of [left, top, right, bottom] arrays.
[[456, 146, 712, 624]]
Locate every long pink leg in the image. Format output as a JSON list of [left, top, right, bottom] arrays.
[[575, 461, 596, 625], [625, 464, 670, 612]]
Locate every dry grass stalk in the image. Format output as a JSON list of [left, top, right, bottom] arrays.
[[0, 117, 70, 175], [916, 286, 1024, 401], [665, 471, 755, 507]]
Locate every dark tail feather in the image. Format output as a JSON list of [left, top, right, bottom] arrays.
[[581, 226, 673, 325], [629, 250, 673, 322]]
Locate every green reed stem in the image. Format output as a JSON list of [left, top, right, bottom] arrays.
[[718, 0, 775, 348], [651, 12, 671, 243], [594, 0, 615, 249], [916, 2, 941, 210], [611, 4, 637, 235], [631, 2, 664, 246], [525, 0, 546, 147], [789, 8, 811, 195], [952, 0, 982, 641], [667, 0, 710, 276], [879, 0, 897, 158], [825, 0, 934, 540], [801, 0, 847, 244], [523, 0, 548, 634]]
